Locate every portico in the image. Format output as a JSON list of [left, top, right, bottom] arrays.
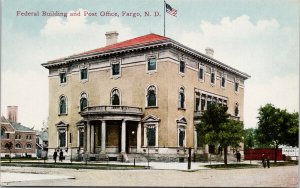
[[79, 106, 143, 155]]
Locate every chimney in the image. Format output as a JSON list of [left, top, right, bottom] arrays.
[[105, 31, 119, 46], [205, 47, 214, 57], [7, 106, 18, 122]]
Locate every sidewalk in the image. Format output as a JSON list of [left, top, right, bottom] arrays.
[[25, 159, 261, 171]]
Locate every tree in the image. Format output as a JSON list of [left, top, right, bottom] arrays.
[[257, 104, 299, 163], [196, 103, 244, 165], [4, 141, 13, 163], [244, 128, 256, 149]]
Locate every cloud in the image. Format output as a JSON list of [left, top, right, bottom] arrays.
[[173, 15, 299, 128], [2, 9, 135, 129], [245, 73, 299, 128], [1, 70, 49, 128]]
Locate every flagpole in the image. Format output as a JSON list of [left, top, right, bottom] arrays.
[[164, 0, 166, 36]]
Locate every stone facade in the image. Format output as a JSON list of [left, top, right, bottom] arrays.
[[42, 33, 250, 161]]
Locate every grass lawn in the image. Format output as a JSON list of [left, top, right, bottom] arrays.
[[1, 161, 146, 170], [204, 161, 298, 169], [204, 163, 260, 169]]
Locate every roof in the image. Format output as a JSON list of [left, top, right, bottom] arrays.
[[11, 122, 34, 132], [42, 33, 250, 79], [37, 130, 48, 141], [77, 33, 169, 56]]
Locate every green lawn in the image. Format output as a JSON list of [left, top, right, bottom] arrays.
[[204, 163, 261, 169], [1, 161, 146, 170]]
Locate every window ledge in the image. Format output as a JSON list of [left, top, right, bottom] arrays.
[[58, 113, 68, 116], [179, 72, 185, 77], [111, 75, 121, 80], [145, 106, 158, 109], [178, 108, 186, 111], [146, 70, 157, 74], [80, 79, 88, 84], [59, 83, 67, 87]]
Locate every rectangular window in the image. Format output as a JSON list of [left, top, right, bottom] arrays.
[[6, 133, 9, 139], [148, 58, 156, 71], [211, 72, 215, 84], [179, 61, 185, 74], [221, 76, 226, 88], [179, 129, 185, 147], [80, 68, 88, 80], [147, 127, 156, 147], [59, 130, 66, 147], [199, 66, 204, 80], [60, 73, 66, 83], [201, 98, 206, 111], [112, 63, 120, 76], [79, 128, 84, 147], [195, 97, 200, 111], [235, 82, 239, 92]]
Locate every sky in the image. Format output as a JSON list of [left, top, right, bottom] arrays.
[[1, 0, 299, 130]]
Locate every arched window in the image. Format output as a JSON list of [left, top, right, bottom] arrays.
[[179, 87, 185, 108], [111, 89, 120, 105], [26, 144, 32, 149], [80, 93, 88, 111], [59, 96, 67, 114], [235, 103, 239, 116], [147, 85, 157, 107], [16, 143, 21, 149], [1, 128, 5, 139]]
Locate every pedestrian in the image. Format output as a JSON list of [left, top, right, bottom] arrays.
[[59, 149, 64, 162], [262, 154, 266, 168], [236, 151, 241, 162], [266, 156, 270, 168], [53, 150, 58, 163]]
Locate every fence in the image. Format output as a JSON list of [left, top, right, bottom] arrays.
[[244, 148, 283, 160]]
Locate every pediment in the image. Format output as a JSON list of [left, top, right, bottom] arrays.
[[176, 117, 187, 125], [55, 121, 69, 127], [142, 114, 160, 123], [76, 119, 86, 126]]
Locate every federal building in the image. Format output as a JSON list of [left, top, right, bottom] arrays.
[[42, 32, 250, 161]]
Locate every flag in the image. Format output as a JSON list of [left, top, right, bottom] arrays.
[[165, 2, 177, 17]]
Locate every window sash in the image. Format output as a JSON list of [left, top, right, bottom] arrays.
[[147, 127, 156, 147], [60, 99, 66, 114], [112, 63, 120, 75], [147, 91, 156, 106], [79, 129, 84, 147], [148, 58, 156, 71], [80, 98, 88, 111], [180, 61, 185, 73], [221, 77, 225, 87], [60, 73, 66, 83], [81, 68, 88, 80], [211, 72, 215, 84], [179, 129, 185, 147], [112, 94, 120, 105], [199, 67, 204, 80], [59, 131, 66, 147]]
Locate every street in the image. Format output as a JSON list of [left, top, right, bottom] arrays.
[[1, 164, 298, 187]]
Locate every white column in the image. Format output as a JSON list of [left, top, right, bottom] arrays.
[[91, 124, 94, 154], [137, 122, 141, 153], [194, 128, 197, 152], [121, 119, 126, 153], [101, 120, 106, 154], [155, 124, 158, 147], [204, 144, 209, 154], [87, 121, 91, 153], [143, 126, 147, 147]]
